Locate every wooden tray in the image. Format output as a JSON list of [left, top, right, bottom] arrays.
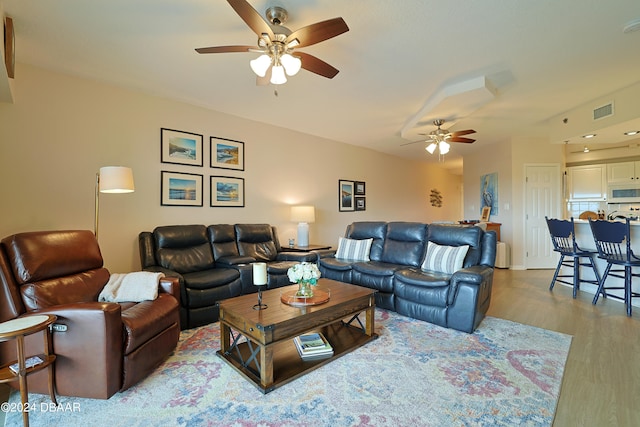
[[280, 289, 330, 306]]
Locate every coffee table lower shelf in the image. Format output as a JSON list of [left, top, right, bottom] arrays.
[[217, 321, 378, 393]]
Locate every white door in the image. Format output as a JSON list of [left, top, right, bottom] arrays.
[[525, 164, 561, 269]]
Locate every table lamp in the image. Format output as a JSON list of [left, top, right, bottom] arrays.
[[290, 205, 315, 248], [253, 262, 268, 310]]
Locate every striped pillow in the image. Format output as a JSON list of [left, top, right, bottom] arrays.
[[421, 241, 469, 274], [335, 237, 373, 261]]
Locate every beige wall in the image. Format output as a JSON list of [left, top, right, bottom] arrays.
[[0, 64, 462, 272], [463, 137, 565, 269]]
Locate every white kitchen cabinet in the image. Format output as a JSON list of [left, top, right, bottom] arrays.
[[567, 164, 607, 201], [607, 161, 640, 184]]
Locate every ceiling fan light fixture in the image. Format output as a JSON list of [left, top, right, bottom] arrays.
[[425, 142, 437, 154], [280, 53, 301, 76], [250, 54, 272, 77], [270, 64, 287, 84], [439, 141, 451, 155]]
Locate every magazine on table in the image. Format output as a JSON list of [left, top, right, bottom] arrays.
[[294, 332, 333, 359], [9, 356, 43, 374]]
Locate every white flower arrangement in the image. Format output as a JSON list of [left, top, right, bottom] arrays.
[[287, 262, 321, 285]]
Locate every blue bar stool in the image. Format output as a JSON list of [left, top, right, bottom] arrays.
[[589, 218, 640, 316], [545, 217, 601, 298]]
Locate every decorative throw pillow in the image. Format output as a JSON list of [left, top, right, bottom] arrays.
[[421, 241, 469, 274], [335, 237, 374, 261]]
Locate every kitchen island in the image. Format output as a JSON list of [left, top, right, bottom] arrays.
[[560, 219, 640, 310]]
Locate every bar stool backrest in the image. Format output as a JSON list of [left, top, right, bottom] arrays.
[[545, 217, 578, 254], [588, 218, 632, 261]]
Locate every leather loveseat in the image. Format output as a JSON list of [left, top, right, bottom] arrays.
[[0, 230, 180, 399], [319, 221, 496, 333], [139, 224, 316, 329]]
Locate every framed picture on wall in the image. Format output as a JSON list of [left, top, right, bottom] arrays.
[[161, 128, 203, 167], [161, 171, 203, 206], [355, 181, 366, 195], [210, 176, 245, 207], [210, 137, 245, 171], [339, 180, 355, 211], [355, 197, 366, 211]]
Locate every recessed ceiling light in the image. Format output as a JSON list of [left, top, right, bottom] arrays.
[[624, 130, 640, 136], [582, 134, 597, 139], [583, 146, 590, 153]]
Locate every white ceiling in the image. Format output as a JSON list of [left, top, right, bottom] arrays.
[[4, 0, 640, 173]]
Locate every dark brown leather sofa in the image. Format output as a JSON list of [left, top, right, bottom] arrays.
[[139, 224, 316, 329], [0, 230, 181, 399]]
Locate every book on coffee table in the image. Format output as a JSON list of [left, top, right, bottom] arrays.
[[294, 332, 333, 360]]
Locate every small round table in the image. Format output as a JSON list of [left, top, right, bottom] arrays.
[[0, 314, 57, 427]]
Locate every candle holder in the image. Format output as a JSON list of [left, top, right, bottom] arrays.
[[252, 262, 268, 310]]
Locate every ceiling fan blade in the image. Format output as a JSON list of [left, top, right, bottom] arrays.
[[446, 137, 475, 143], [296, 52, 339, 78], [227, 0, 274, 40], [195, 45, 256, 54], [449, 129, 476, 137], [286, 18, 349, 48], [400, 138, 435, 146]]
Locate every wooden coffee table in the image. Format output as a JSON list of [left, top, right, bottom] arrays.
[[217, 278, 377, 393]]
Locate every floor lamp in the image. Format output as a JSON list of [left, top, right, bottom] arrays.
[[94, 166, 135, 239], [290, 205, 315, 248]]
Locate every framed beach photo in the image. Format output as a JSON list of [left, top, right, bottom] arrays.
[[161, 171, 203, 206], [210, 137, 245, 171], [161, 128, 203, 167], [211, 176, 245, 207], [338, 180, 355, 211]]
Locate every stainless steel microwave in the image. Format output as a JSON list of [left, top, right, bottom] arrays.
[[608, 184, 640, 203]]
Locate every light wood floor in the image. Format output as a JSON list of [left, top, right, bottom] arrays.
[[1, 268, 638, 426], [488, 268, 640, 426]]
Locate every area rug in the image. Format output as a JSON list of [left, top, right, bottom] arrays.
[[5, 310, 571, 427]]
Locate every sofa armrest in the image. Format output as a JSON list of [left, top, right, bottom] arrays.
[[449, 265, 494, 305], [276, 252, 316, 262], [314, 249, 337, 259], [216, 255, 256, 265], [447, 265, 494, 333], [31, 302, 124, 398]]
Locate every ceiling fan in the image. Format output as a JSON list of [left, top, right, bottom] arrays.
[[195, 0, 349, 85], [402, 119, 476, 155]]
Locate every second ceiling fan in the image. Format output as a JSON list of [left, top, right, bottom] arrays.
[[195, 0, 349, 85], [403, 119, 476, 155]]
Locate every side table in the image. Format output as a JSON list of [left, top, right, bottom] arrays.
[[0, 314, 57, 427]]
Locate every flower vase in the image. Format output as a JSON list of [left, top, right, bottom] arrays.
[[296, 281, 314, 298]]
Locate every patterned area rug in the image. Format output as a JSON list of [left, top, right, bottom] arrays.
[[5, 310, 571, 427]]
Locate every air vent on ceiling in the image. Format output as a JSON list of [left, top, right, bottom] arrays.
[[593, 102, 614, 121]]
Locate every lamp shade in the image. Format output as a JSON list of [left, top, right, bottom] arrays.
[[270, 65, 287, 85], [250, 54, 272, 77], [99, 166, 135, 193], [439, 141, 450, 155], [280, 54, 302, 76], [290, 205, 315, 223]]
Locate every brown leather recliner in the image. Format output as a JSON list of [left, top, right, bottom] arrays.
[[0, 230, 181, 399]]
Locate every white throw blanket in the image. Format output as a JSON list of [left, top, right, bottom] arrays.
[[98, 272, 164, 303]]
